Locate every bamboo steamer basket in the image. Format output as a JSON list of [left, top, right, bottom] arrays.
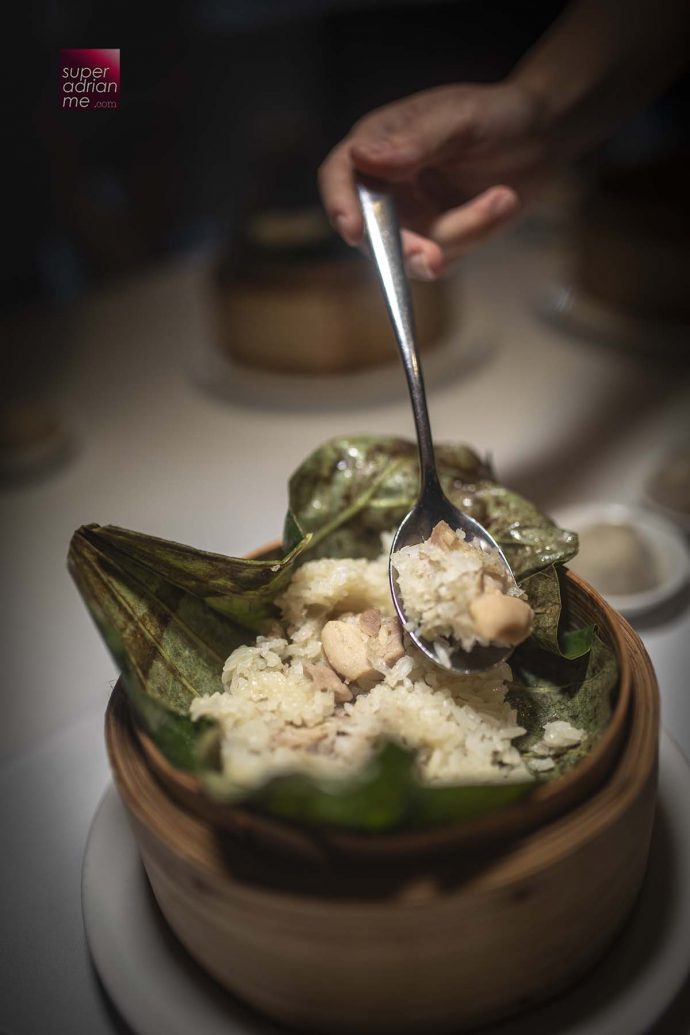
[[211, 209, 451, 375], [573, 154, 690, 322], [106, 570, 659, 1034]]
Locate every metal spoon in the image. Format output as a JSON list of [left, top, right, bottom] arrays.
[[357, 178, 516, 673]]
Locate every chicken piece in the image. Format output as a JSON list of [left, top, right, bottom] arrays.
[[274, 724, 328, 750], [468, 592, 533, 646], [322, 611, 407, 687], [358, 608, 382, 637], [429, 520, 458, 551], [321, 621, 380, 686], [304, 662, 352, 703], [368, 617, 405, 669]]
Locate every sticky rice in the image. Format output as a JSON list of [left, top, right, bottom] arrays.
[[190, 544, 533, 791], [391, 521, 532, 657]]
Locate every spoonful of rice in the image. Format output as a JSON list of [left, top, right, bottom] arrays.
[[357, 179, 533, 672]]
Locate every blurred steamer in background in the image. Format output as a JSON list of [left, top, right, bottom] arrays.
[[211, 207, 451, 375]]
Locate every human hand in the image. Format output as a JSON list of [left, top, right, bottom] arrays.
[[319, 82, 553, 279]]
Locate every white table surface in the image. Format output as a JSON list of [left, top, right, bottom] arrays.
[[1, 231, 689, 1034]]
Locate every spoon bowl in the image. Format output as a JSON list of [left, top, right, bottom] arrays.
[[389, 496, 517, 673], [357, 177, 518, 673]]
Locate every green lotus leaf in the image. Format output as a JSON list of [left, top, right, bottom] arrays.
[[284, 435, 577, 576], [201, 741, 532, 831], [68, 436, 617, 828], [507, 563, 617, 775], [89, 522, 311, 630]]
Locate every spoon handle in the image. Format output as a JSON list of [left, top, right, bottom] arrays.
[[357, 179, 440, 495]]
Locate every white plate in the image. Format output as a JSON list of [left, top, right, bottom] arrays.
[[553, 502, 690, 618], [82, 732, 690, 1035]]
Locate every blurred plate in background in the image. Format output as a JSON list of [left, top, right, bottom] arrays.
[[538, 282, 690, 361]]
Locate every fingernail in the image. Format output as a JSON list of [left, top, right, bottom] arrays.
[[406, 254, 434, 281], [489, 191, 516, 218], [334, 214, 355, 244]]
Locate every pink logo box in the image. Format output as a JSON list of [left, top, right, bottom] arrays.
[[59, 49, 120, 110]]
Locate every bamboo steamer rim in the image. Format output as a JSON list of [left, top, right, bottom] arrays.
[[106, 542, 657, 872]]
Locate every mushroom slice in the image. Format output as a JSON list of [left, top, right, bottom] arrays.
[[369, 617, 405, 668], [358, 608, 382, 637], [304, 662, 353, 703], [428, 520, 458, 551]]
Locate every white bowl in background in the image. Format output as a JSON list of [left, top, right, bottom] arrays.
[[642, 445, 690, 534], [553, 502, 690, 619]]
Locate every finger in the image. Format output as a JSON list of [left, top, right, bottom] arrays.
[[350, 138, 425, 182], [318, 142, 364, 245], [431, 185, 519, 263], [350, 94, 474, 177], [348, 102, 426, 180], [400, 229, 444, 281], [354, 227, 442, 281]]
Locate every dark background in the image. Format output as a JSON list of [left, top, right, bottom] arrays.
[[6, 0, 688, 316]]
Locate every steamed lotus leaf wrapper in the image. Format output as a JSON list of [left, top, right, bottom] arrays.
[[68, 435, 617, 831]]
